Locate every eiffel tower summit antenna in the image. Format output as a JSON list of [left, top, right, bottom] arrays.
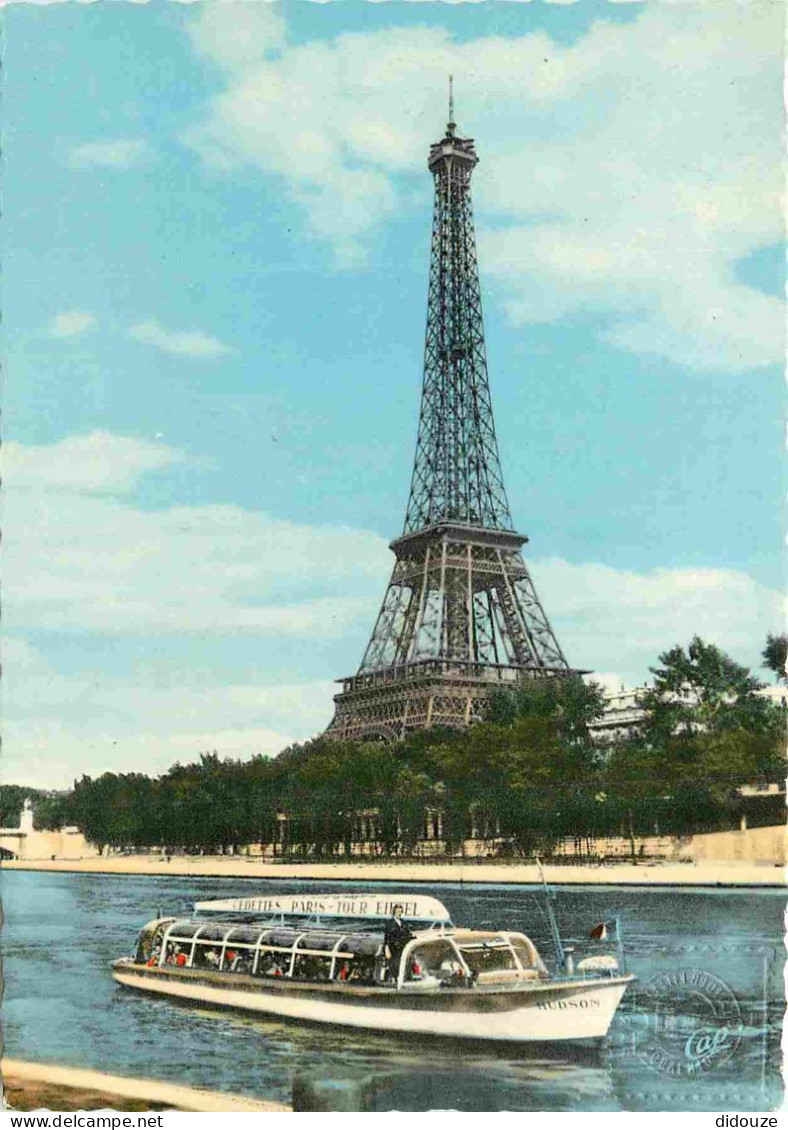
[[327, 108, 580, 741]]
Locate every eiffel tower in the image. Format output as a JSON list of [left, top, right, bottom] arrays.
[[328, 89, 576, 741]]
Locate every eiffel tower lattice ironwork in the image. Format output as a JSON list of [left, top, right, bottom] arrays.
[[328, 95, 576, 741]]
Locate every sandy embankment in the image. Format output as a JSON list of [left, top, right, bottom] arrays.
[[1, 1059, 290, 1113], [2, 854, 784, 886]]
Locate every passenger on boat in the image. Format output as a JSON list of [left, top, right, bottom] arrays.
[[348, 958, 375, 984], [257, 953, 286, 978], [293, 955, 330, 982], [384, 905, 414, 982], [166, 945, 187, 967], [204, 948, 220, 967], [439, 958, 465, 984], [233, 953, 252, 974]]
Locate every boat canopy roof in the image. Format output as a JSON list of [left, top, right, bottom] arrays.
[[192, 893, 452, 924], [166, 920, 385, 956]]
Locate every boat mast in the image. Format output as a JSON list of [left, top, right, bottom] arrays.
[[535, 857, 565, 970]]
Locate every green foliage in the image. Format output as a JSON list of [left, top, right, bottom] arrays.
[[33, 792, 74, 830], [638, 636, 776, 739], [602, 636, 788, 844], [762, 633, 788, 684], [485, 675, 606, 746]]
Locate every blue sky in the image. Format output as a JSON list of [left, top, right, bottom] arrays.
[[4, 1, 784, 788]]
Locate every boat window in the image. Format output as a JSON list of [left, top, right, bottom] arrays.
[[458, 942, 517, 975], [292, 954, 332, 982], [267, 928, 300, 948], [220, 946, 254, 975], [405, 940, 465, 983], [135, 919, 173, 964], [163, 940, 189, 968], [342, 933, 383, 957], [509, 938, 542, 971], [297, 932, 340, 952], [334, 955, 376, 984], [196, 923, 228, 942], [225, 926, 265, 946], [192, 941, 223, 970], [254, 950, 290, 978], [135, 932, 150, 964]]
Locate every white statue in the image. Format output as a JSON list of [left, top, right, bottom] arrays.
[[20, 798, 34, 833]]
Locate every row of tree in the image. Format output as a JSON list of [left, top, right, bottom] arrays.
[[5, 636, 785, 859]]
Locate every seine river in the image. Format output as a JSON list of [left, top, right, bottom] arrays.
[[2, 872, 783, 1111]]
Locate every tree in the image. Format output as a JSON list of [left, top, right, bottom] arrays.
[[638, 636, 775, 739], [486, 675, 606, 747], [627, 638, 786, 832], [761, 633, 788, 684], [34, 792, 74, 830]]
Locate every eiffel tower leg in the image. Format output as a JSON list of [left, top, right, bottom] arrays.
[[466, 544, 476, 666], [511, 573, 568, 669], [359, 581, 408, 672], [401, 547, 432, 663], [494, 547, 541, 666], [444, 545, 473, 668]]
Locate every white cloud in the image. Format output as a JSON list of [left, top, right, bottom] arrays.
[[184, 2, 783, 369], [4, 432, 389, 636], [129, 318, 232, 358], [67, 139, 148, 169], [586, 671, 628, 695], [2, 638, 333, 787], [190, 1, 286, 68], [532, 558, 784, 686], [50, 311, 97, 339], [3, 431, 186, 495]]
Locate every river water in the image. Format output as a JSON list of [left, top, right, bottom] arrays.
[[2, 871, 783, 1111]]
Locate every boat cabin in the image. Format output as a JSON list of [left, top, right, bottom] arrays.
[[133, 893, 549, 990]]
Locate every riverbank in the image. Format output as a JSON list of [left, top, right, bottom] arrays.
[[1, 1059, 290, 1112], [2, 854, 784, 886]]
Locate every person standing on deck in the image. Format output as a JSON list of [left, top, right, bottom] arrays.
[[384, 904, 413, 983]]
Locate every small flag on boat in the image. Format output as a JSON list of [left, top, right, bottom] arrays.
[[589, 919, 616, 940]]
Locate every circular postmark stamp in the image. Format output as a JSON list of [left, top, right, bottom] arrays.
[[631, 968, 742, 1078]]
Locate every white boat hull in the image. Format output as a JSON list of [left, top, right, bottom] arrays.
[[112, 964, 633, 1043]]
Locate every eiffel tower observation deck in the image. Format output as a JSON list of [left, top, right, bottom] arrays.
[[327, 90, 577, 741]]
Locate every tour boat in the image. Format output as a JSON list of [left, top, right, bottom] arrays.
[[112, 892, 634, 1045]]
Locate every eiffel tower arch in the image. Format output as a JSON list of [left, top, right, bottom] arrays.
[[328, 94, 580, 742]]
